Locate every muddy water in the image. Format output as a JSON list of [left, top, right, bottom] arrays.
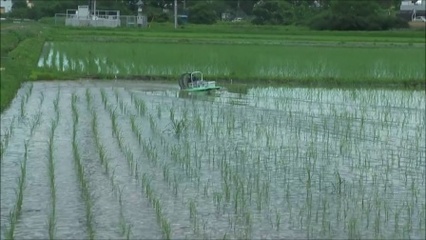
[[1, 81, 425, 239]]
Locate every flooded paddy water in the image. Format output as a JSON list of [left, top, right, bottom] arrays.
[[1, 80, 425, 239]]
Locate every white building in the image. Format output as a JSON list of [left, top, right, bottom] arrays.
[[400, 0, 426, 11], [0, 0, 13, 14]]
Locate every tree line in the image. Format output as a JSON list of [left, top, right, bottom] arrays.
[[5, 0, 409, 30]]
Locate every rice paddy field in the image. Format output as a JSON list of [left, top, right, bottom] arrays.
[[1, 80, 425, 239], [35, 41, 425, 85]]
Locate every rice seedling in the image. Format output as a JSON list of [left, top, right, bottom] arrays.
[[133, 97, 147, 117], [19, 96, 26, 118], [39, 92, 45, 106]]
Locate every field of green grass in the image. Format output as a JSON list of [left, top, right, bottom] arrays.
[[0, 22, 45, 112], [35, 40, 425, 86]]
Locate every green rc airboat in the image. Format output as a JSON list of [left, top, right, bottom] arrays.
[[179, 71, 221, 92]]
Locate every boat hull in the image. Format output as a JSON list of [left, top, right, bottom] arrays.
[[183, 86, 221, 92]]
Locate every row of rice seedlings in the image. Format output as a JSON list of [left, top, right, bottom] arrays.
[[129, 92, 146, 117], [188, 199, 200, 234], [71, 93, 95, 239], [106, 91, 175, 238], [168, 108, 188, 137], [105, 91, 176, 238], [30, 111, 42, 136], [39, 91, 45, 107], [85, 89, 92, 111], [47, 117, 58, 239], [19, 83, 33, 118], [100, 88, 108, 110], [117, 187, 132, 239], [88, 92, 132, 240], [141, 173, 171, 240], [104, 99, 138, 176], [3, 140, 29, 239], [52, 89, 60, 122]]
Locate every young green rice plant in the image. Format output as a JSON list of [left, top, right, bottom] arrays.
[[149, 114, 157, 134], [100, 88, 108, 110], [85, 88, 92, 111], [157, 105, 162, 119], [111, 110, 120, 138], [0, 128, 12, 161], [116, 187, 132, 239], [20, 95, 26, 118], [71, 93, 79, 124], [332, 170, 344, 195], [114, 88, 119, 104], [135, 98, 147, 116], [170, 118, 187, 137], [27, 83, 33, 98], [0, 141, 4, 162], [29, 110, 42, 136], [39, 92, 45, 106], [3, 210, 17, 240], [188, 199, 200, 234]]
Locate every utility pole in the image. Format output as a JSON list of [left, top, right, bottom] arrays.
[[174, 0, 177, 29], [93, 0, 96, 19]]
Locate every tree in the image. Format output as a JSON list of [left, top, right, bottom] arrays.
[[188, 2, 217, 24], [252, 0, 294, 25], [308, 0, 408, 30]]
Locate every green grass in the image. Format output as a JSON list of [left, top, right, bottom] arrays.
[[1, 23, 45, 112], [35, 41, 425, 87]]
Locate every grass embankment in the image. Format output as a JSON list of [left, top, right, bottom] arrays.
[[0, 22, 46, 112]]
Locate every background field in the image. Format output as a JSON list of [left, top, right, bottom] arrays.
[[35, 40, 425, 86]]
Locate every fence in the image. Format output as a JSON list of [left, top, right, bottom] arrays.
[[54, 13, 148, 28]]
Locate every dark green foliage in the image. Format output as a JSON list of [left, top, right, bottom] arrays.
[[4, 0, 412, 30], [252, 0, 294, 25], [188, 2, 217, 25], [308, 0, 409, 30]]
